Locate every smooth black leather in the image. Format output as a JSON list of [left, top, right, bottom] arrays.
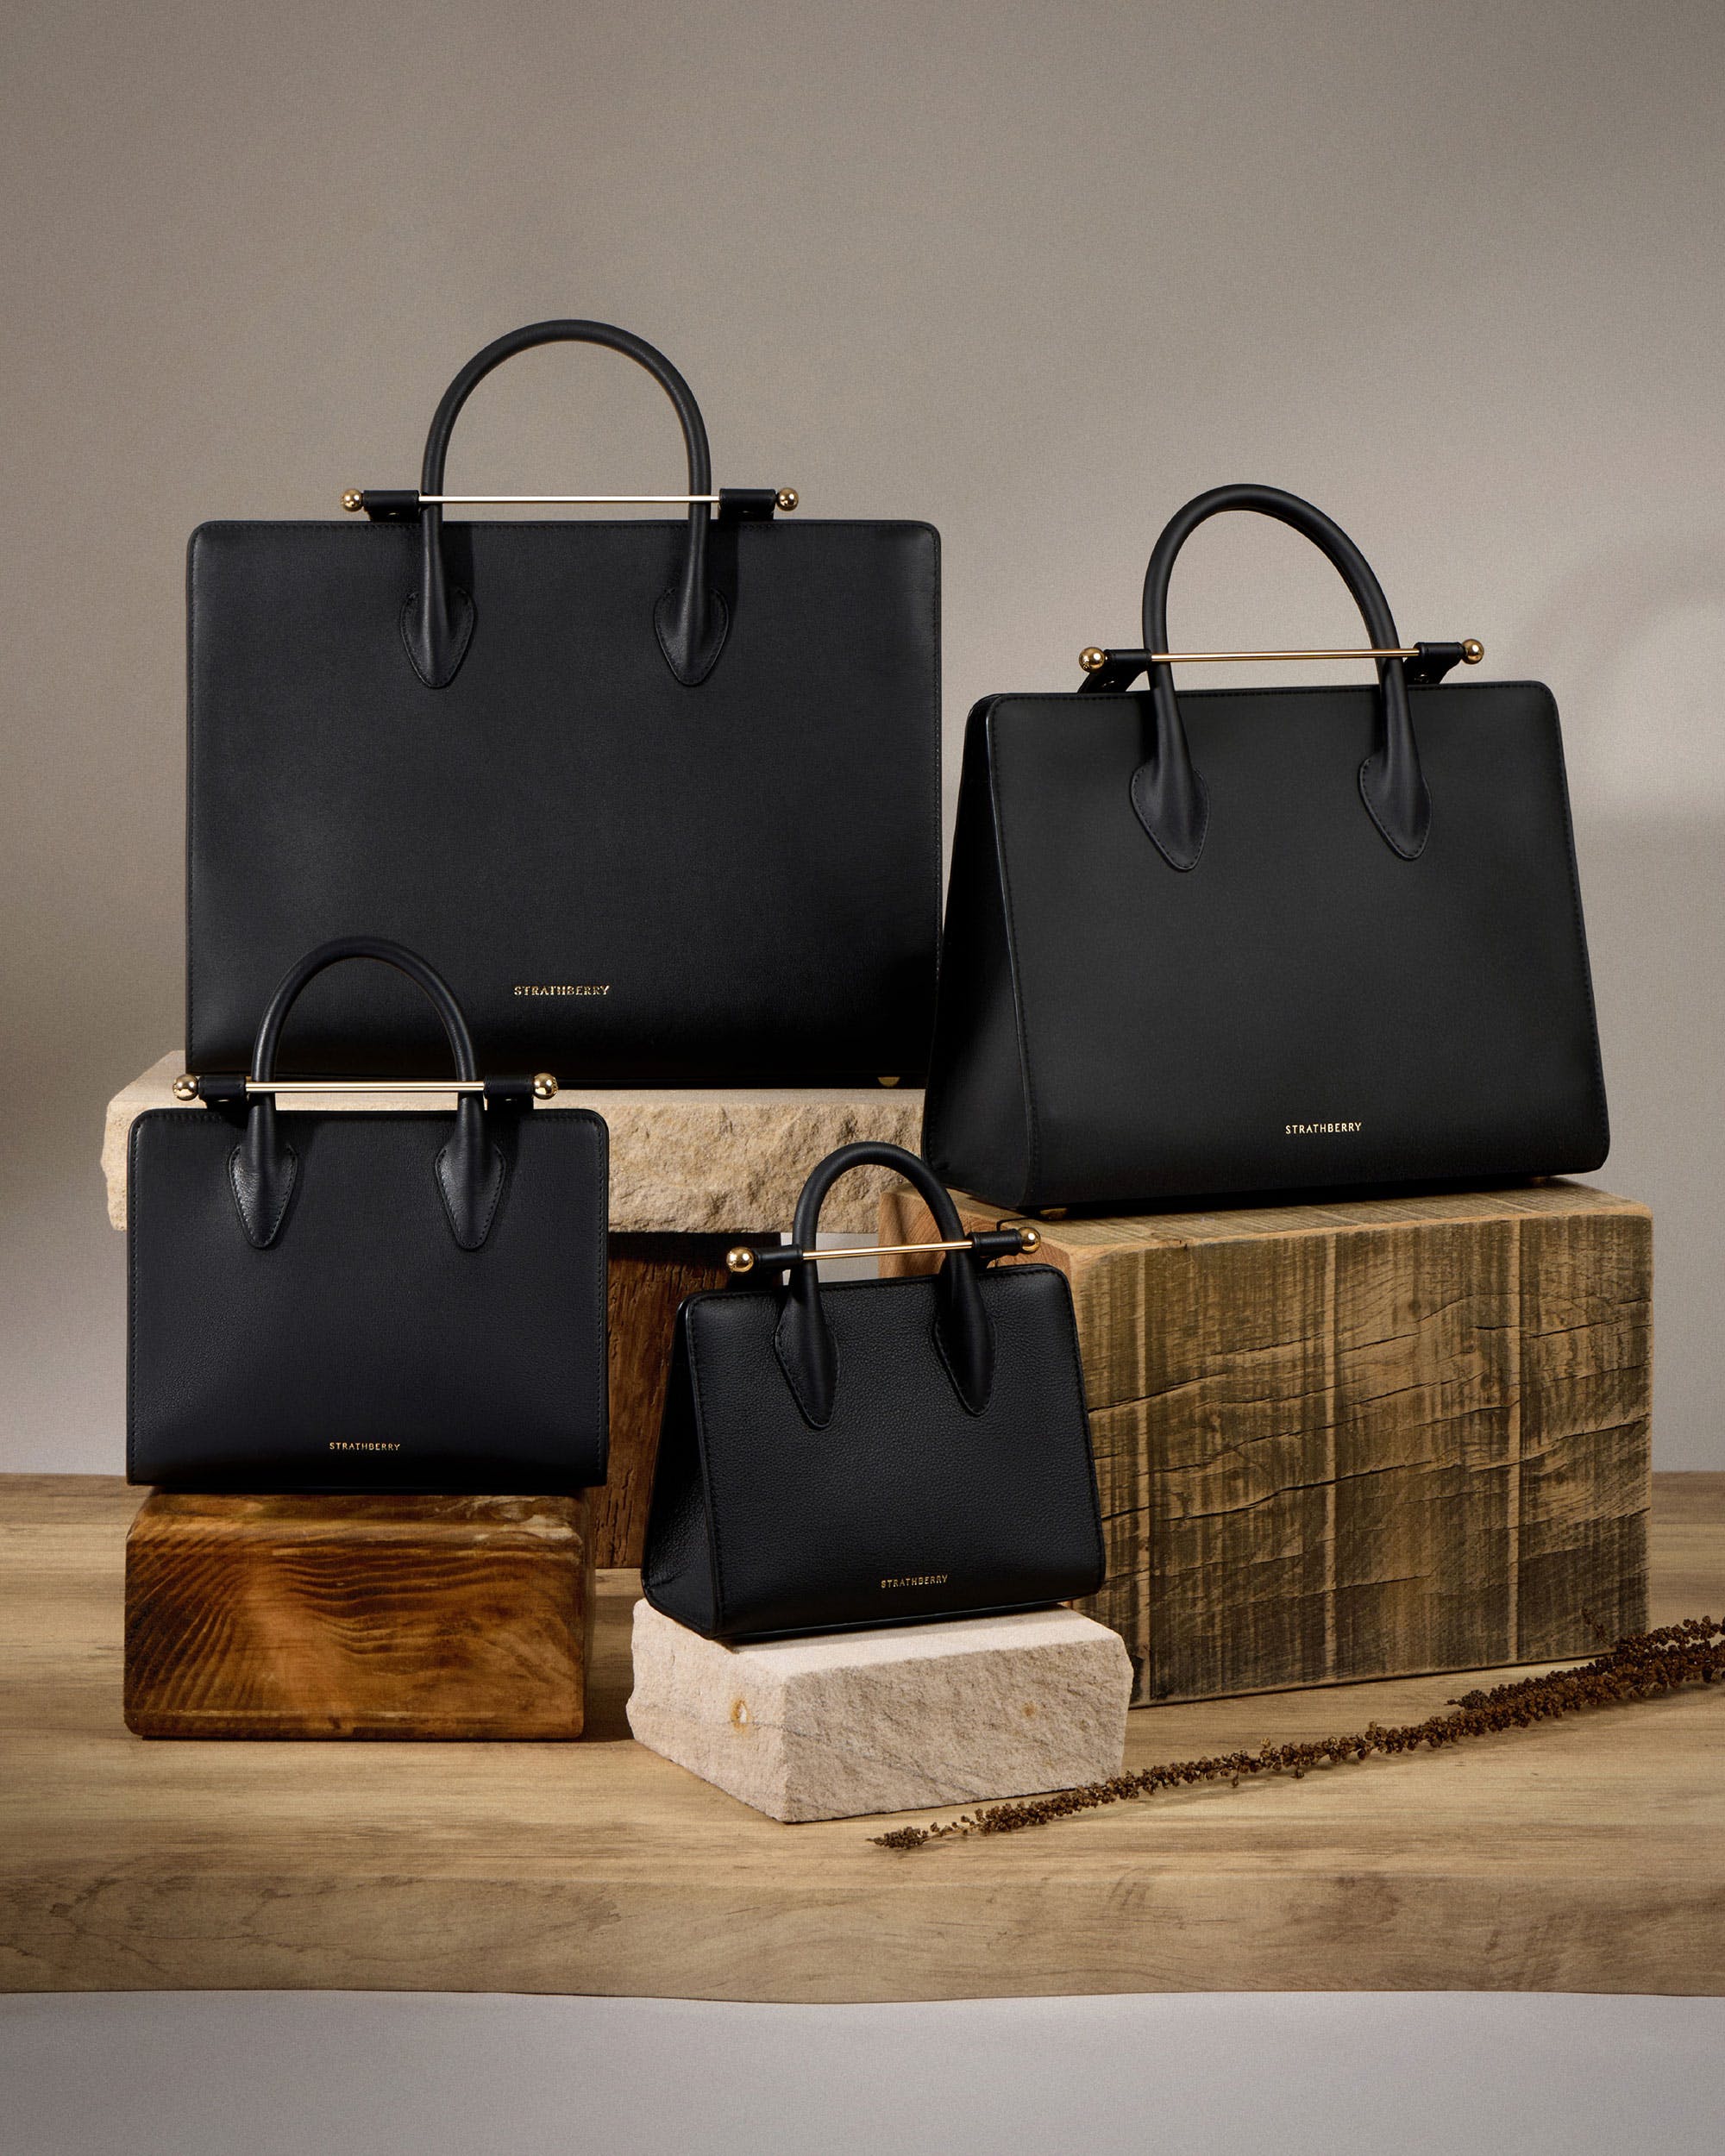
[[642, 1143, 1106, 1643], [923, 489, 1609, 1212], [129, 941, 608, 1491], [187, 320, 940, 1082]]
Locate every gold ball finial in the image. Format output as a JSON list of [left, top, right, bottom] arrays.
[[725, 1244, 757, 1275], [1017, 1225, 1041, 1253], [172, 1074, 199, 1102], [1461, 638, 1484, 665], [531, 1072, 558, 1100], [775, 488, 800, 513], [1079, 647, 1107, 673], [341, 490, 364, 513]]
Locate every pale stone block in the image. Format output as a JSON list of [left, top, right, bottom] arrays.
[[104, 1054, 923, 1233], [626, 1599, 1134, 1823]]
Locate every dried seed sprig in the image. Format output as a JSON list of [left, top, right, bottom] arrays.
[[870, 1614, 1724, 1851]]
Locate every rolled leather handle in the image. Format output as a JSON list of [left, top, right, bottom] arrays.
[[405, 320, 727, 690], [231, 937, 505, 1254], [775, 1142, 995, 1428], [1135, 485, 1431, 867]]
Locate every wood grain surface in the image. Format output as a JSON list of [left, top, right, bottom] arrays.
[[2, 1473, 1719, 2001], [882, 1182, 1653, 1703], [124, 1490, 592, 1739]]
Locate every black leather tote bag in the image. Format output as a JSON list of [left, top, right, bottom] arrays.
[[187, 320, 940, 1083], [924, 485, 1609, 1212], [129, 937, 608, 1491], [642, 1142, 1106, 1643]]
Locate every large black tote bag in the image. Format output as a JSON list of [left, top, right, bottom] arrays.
[[923, 485, 1609, 1211], [187, 320, 940, 1083]]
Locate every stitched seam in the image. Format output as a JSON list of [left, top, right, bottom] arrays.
[[228, 1138, 298, 1246], [680, 1298, 734, 1632], [773, 1305, 837, 1428], [435, 1136, 506, 1248], [399, 586, 474, 688], [982, 703, 1042, 1208], [988, 1266, 1108, 1589], [652, 585, 728, 684], [1535, 683, 1611, 1152]]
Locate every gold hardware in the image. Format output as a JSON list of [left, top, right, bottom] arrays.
[[776, 488, 800, 512], [877, 1075, 901, 1087], [1042, 1207, 1069, 1220], [725, 1244, 758, 1275], [1081, 643, 1465, 666], [242, 1078, 490, 1095], [1462, 639, 1484, 664], [1017, 1225, 1041, 1253], [418, 492, 722, 507], [341, 490, 364, 513], [172, 1074, 199, 1101], [531, 1073, 558, 1100]]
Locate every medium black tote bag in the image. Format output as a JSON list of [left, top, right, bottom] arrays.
[[924, 485, 1609, 1212], [130, 937, 608, 1491], [642, 1143, 1106, 1643], [187, 320, 940, 1083]]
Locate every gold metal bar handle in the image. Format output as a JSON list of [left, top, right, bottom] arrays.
[[341, 489, 800, 511], [422, 493, 722, 507], [173, 1074, 559, 1100], [1080, 642, 1484, 668], [724, 1227, 1040, 1275]]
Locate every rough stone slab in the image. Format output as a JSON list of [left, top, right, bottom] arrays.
[[104, 1053, 924, 1234], [626, 1600, 1134, 1822]]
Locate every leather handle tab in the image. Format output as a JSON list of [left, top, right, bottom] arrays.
[[1135, 485, 1432, 867], [403, 319, 728, 690], [229, 937, 505, 1253], [773, 1141, 996, 1429]]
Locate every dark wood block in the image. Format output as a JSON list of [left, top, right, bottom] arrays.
[[883, 1182, 1653, 1706], [124, 1489, 591, 1739]]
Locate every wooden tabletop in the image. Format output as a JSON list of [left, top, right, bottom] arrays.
[[3, 1474, 1722, 2002]]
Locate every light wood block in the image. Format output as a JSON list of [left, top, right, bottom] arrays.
[[627, 1601, 1132, 1821], [1, 1474, 1719, 1999], [104, 1054, 924, 1567], [123, 1490, 592, 1739], [882, 1182, 1653, 1705]]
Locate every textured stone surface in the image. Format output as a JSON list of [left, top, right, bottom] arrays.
[[626, 1600, 1134, 1822], [104, 1054, 923, 1233]]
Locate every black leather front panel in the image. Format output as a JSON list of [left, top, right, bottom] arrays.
[[926, 679, 1607, 1209], [187, 517, 940, 1081], [646, 1265, 1105, 1642], [128, 1106, 608, 1489]]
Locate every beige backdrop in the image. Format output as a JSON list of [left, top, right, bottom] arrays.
[[2, 0, 1720, 1470]]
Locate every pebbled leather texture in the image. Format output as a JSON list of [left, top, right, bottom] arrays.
[[129, 938, 609, 1492], [775, 1142, 994, 1426], [187, 322, 941, 1085], [924, 675, 1609, 1212], [188, 515, 940, 1081], [641, 1223, 1105, 1645]]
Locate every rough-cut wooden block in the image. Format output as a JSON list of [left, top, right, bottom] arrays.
[[104, 1054, 921, 1233], [882, 1183, 1652, 1706], [626, 1601, 1134, 1821], [124, 1490, 592, 1739]]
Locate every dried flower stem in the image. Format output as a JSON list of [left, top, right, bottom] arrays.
[[871, 1614, 1725, 1851]]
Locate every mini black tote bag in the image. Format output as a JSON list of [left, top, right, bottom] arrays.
[[129, 937, 608, 1491], [187, 319, 940, 1084], [642, 1143, 1106, 1643], [923, 484, 1609, 1212]]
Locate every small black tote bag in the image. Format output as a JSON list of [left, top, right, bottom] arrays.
[[642, 1143, 1106, 1643], [129, 937, 608, 1491], [187, 320, 940, 1084], [924, 484, 1609, 1212]]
